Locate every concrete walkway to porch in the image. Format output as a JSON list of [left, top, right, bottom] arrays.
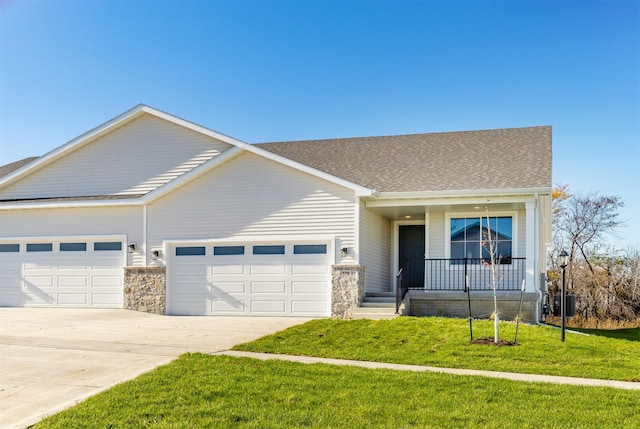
[[220, 350, 640, 391]]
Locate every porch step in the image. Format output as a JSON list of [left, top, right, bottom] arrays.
[[351, 307, 400, 320], [365, 291, 395, 297], [352, 294, 402, 320], [361, 297, 396, 305]]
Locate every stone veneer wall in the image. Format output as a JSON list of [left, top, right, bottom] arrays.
[[124, 267, 166, 315], [331, 265, 365, 319]]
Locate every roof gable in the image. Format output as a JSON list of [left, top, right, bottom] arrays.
[[0, 105, 372, 207], [0, 112, 235, 200], [256, 126, 552, 193]]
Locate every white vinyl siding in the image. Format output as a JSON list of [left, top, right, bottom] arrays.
[[517, 209, 526, 257], [359, 201, 391, 293], [0, 206, 143, 266], [148, 152, 356, 257], [428, 213, 446, 258], [0, 114, 233, 200]]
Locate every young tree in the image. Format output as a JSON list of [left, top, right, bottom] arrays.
[[482, 208, 501, 343]]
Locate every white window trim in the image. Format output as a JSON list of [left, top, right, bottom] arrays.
[[444, 211, 519, 266]]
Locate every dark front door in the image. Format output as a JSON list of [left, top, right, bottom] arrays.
[[399, 225, 425, 288]]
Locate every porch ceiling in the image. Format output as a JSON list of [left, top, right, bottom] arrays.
[[368, 202, 526, 221]]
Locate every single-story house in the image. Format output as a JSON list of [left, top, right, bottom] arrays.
[[0, 105, 552, 321]]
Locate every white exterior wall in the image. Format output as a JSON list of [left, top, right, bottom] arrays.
[[358, 201, 391, 293], [147, 152, 357, 263], [0, 114, 233, 199], [428, 213, 446, 258], [0, 206, 143, 266], [517, 209, 527, 257]]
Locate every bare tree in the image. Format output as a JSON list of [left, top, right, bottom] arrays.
[[546, 186, 638, 325], [556, 190, 624, 285]]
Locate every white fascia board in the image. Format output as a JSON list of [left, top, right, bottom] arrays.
[[0, 198, 142, 210], [365, 187, 551, 208]]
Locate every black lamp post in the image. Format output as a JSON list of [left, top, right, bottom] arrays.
[[559, 250, 569, 342]]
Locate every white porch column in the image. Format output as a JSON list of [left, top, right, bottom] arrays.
[[525, 200, 537, 292]]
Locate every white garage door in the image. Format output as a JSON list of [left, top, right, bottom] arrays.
[[0, 239, 124, 308], [168, 242, 331, 316]]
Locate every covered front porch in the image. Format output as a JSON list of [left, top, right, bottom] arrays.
[[361, 191, 548, 322]]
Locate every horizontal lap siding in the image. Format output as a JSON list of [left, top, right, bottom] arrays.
[[0, 115, 232, 199], [428, 213, 446, 258], [517, 209, 526, 257], [148, 152, 356, 256], [359, 202, 391, 292], [0, 206, 143, 265]]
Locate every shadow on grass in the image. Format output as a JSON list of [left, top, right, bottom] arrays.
[[547, 325, 640, 342], [575, 328, 640, 342]]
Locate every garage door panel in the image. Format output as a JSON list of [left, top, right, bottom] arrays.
[[58, 276, 88, 287], [251, 282, 286, 294], [24, 291, 54, 305], [212, 264, 245, 275], [212, 281, 246, 293], [292, 300, 327, 313], [251, 300, 286, 314], [172, 264, 207, 276], [57, 263, 89, 270], [212, 299, 246, 313], [92, 293, 123, 305], [24, 276, 53, 287], [24, 261, 53, 270], [292, 281, 328, 294], [250, 264, 286, 275], [92, 275, 122, 287], [58, 293, 89, 305]]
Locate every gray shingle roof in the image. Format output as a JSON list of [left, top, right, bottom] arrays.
[[0, 157, 39, 179], [256, 126, 552, 193]]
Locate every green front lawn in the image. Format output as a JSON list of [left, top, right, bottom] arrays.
[[233, 317, 640, 382], [35, 354, 640, 429]]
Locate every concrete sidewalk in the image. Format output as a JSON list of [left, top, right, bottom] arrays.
[[3, 308, 638, 429], [220, 350, 640, 391]]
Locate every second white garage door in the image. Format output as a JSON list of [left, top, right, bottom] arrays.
[[168, 242, 331, 316]]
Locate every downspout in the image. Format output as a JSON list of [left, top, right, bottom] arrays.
[[534, 192, 542, 324], [143, 204, 148, 266]]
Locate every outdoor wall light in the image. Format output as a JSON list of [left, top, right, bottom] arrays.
[[127, 243, 136, 253], [341, 247, 348, 257], [151, 250, 160, 260]]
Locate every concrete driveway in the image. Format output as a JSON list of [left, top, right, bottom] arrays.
[[0, 308, 312, 429]]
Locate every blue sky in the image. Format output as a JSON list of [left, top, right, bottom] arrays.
[[1, 0, 638, 248]]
